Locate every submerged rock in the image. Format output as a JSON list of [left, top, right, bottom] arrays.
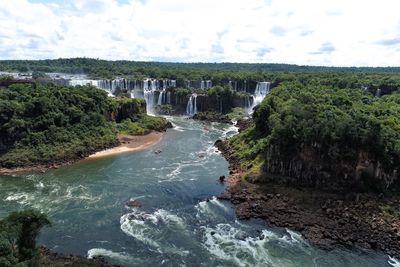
[[126, 199, 143, 208]]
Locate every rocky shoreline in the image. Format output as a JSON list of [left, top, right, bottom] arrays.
[[39, 246, 122, 266], [215, 138, 400, 260]]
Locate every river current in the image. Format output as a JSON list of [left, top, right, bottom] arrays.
[[0, 117, 398, 267]]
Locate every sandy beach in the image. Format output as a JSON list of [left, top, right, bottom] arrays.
[[0, 132, 164, 174], [87, 132, 163, 159]]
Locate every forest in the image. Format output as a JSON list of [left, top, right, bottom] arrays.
[[228, 81, 400, 191], [0, 83, 169, 168]]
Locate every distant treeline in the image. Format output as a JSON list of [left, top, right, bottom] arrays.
[[1, 57, 400, 79]]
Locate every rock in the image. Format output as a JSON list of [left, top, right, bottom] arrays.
[[126, 199, 143, 208], [219, 175, 226, 183]]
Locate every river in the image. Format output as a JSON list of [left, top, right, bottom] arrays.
[[0, 117, 397, 267]]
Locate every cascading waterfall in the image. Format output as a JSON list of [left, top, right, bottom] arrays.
[[186, 80, 212, 90], [186, 93, 198, 116], [245, 95, 251, 109], [158, 89, 165, 105], [76, 78, 177, 114], [375, 88, 381, 97], [253, 82, 270, 106], [144, 88, 156, 114], [244, 95, 254, 114]]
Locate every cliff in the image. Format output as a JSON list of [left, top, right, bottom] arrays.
[[227, 82, 400, 192]]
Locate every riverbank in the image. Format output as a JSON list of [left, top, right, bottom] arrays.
[[215, 138, 400, 260], [0, 131, 164, 174], [87, 132, 163, 159]]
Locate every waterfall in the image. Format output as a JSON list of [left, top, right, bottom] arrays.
[[67, 77, 178, 114], [205, 80, 212, 89], [158, 89, 165, 105], [186, 93, 198, 116], [375, 88, 381, 97], [167, 92, 171, 104], [185, 80, 212, 89], [253, 82, 270, 106], [245, 95, 251, 109], [244, 95, 253, 114]]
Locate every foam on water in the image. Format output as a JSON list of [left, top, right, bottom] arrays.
[[4, 183, 102, 213], [87, 248, 135, 262], [120, 208, 188, 255], [389, 256, 400, 267], [5, 192, 35, 205], [201, 223, 275, 267], [195, 197, 233, 222], [200, 222, 312, 267]]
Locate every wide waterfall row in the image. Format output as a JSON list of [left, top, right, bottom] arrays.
[[185, 80, 212, 90], [101, 79, 176, 91], [186, 93, 198, 116], [68, 78, 177, 93]]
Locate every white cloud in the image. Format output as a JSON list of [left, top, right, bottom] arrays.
[[0, 0, 399, 66]]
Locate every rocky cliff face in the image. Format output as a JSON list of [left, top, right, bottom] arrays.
[[261, 144, 399, 192], [155, 89, 253, 115]]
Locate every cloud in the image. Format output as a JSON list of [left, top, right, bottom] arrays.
[[310, 42, 336, 55], [0, 0, 398, 66], [270, 25, 287, 37], [376, 38, 400, 46]]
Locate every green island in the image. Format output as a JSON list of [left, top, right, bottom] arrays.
[[0, 83, 170, 169]]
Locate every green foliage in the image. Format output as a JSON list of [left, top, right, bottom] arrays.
[[0, 75, 13, 81], [0, 84, 163, 168], [155, 104, 173, 115], [229, 82, 400, 186], [0, 83, 118, 167], [227, 107, 247, 120], [0, 210, 50, 266], [116, 114, 169, 135], [175, 87, 191, 96]]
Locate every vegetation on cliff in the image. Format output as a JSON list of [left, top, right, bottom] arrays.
[[228, 82, 400, 191], [0, 83, 169, 168], [0, 210, 50, 266]]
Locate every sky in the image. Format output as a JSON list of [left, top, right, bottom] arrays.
[[0, 0, 399, 66]]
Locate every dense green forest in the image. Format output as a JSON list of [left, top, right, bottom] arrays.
[[0, 83, 169, 168], [228, 82, 400, 191]]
